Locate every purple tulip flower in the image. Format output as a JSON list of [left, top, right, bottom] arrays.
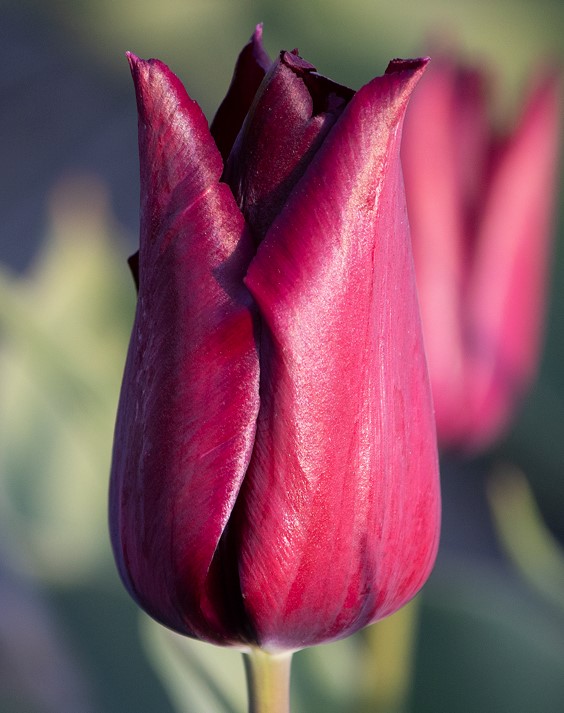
[[110, 27, 441, 653]]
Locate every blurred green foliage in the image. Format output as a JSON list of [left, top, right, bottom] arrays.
[[2, 0, 564, 711], [53, 0, 564, 113], [0, 176, 134, 583]]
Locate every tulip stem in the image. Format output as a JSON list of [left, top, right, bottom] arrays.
[[243, 648, 293, 713]]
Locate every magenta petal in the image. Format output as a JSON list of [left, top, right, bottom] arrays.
[[210, 24, 272, 162], [110, 55, 260, 643], [240, 59, 440, 650], [465, 72, 561, 449]]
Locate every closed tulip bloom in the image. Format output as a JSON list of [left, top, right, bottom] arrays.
[[109, 27, 440, 653], [402, 60, 561, 453]]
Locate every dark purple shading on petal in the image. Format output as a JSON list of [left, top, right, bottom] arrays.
[[210, 24, 272, 162], [109, 54, 260, 645], [223, 49, 355, 243], [239, 58, 440, 651], [452, 66, 491, 255]]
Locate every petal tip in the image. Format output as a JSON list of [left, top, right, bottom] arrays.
[[251, 23, 270, 69], [126, 51, 139, 70], [126, 51, 154, 84], [386, 57, 431, 75]]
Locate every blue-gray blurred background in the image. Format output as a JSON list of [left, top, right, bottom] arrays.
[[1, 1, 564, 712]]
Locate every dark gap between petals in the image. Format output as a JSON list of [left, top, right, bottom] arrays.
[[205, 517, 259, 645]]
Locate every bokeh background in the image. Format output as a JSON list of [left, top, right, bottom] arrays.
[[1, 1, 564, 712]]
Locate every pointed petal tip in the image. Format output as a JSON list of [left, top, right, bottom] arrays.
[[125, 52, 173, 80], [381, 58, 431, 100], [281, 49, 316, 73], [126, 51, 153, 82], [126, 51, 139, 71], [386, 57, 431, 75], [250, 22, 271, 70], [253, 23, 264, 40]]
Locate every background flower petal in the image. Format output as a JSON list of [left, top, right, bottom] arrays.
[[401, 61, 470, 446], [465, 71, 561, 449]]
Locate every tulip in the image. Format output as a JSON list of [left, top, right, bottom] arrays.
[[109, 27, 440, 656], [402, 59, 561, 453]]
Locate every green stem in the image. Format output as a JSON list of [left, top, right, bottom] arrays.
[[243, 648, 293, 713], [360, 597, 419, 712]]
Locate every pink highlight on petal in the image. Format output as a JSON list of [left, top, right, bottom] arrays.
[[241, 58, 440, 650]]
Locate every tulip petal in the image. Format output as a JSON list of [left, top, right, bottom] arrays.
[[210, 24, 272, 162], [223, 50, 354, 242], [110, 55, 260, 643], [240, 59, 440, 650], [465, 71, 561, 448], [452, 65, 491, 243]]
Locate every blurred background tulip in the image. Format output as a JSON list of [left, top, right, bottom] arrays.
[[402, 57, 561, 453], [2, 1, 564, 712]]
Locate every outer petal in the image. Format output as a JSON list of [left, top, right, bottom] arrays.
[[109, 55, 260, 644], [210, 24, 272, 162], [465, 71, 561, 450], [240, 59, 440, 651]]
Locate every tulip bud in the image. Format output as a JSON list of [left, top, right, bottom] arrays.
[[110, 27, 441, 652]]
